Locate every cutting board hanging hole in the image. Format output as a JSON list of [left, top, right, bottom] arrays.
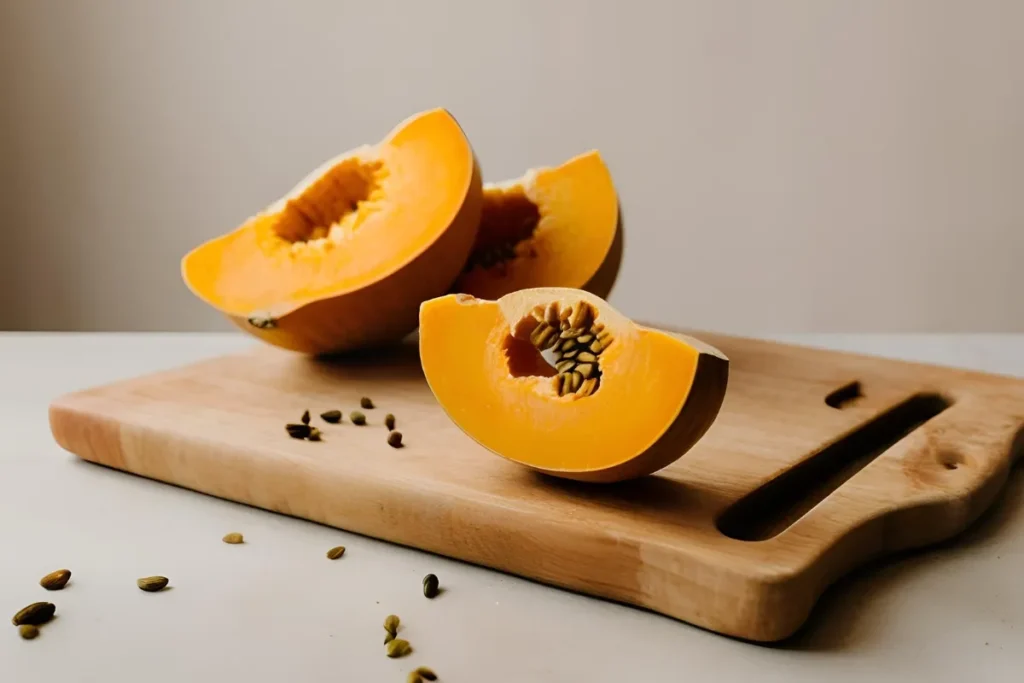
[[717, 392, 954, 542]]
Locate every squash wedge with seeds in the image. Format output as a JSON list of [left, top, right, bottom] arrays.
[[419, 287, 729, 483]]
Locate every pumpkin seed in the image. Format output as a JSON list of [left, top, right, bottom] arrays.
[[414, 667, 438, 681], [562, 349, 578, 360], [384, 413, 396, 430], [387, 431, 403, 448], [576, 351, 597, 363], [308, 427, 322, 441], [589, 339, 605, 354], [577, 377, 598, 397], [222, 532, 244, 544], [570, 371, 583, 392], [18, 624, 39, 640], [555, 373, 570, 397], [320, 410, 342, 424], [545, 302, 560, 325], [12, 602, 55, 626], [559, 305, 573, 323], [569, 303, 592, 329], [39, 569, 71, 591], [577, 334, 594, 344], [286, 423, 312, 439], [386, 638, 412, 658], [247, 315, 276, 329], [407, 672, 423, 683], [384, 614, 400, 636], [422, 573, 439, 599], [559, 327, 583, 339], [326, 545, 345, 560], [558, 338, 576, 352], [360, 397, 374, 409], [137, 576, 169, 592], [576, 363, 594, 379], [350, 411, 366, 425], [301, 410, 310, 425], [555, 360, 575, 374], [530, 323, 556, 349]]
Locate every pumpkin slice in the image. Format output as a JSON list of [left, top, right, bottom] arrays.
[[181, 108, 483, 355], [419, 287, 729, 483], [451, 150, 621, 301]]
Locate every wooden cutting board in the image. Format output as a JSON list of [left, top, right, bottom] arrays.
[[47, 329, 1024, 642]]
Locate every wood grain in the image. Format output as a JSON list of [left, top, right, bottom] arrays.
[[47, 330, 1024, 642]]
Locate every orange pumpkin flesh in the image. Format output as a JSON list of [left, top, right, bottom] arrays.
[[419, 288, 729, 483], [451, 150, 620, 301], [181, 108, 483, 355]]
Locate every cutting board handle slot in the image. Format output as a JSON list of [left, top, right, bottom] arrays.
[[716, 392, 953, 542], [825, 380, 863, 409]]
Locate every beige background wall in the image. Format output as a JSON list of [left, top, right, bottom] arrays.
[[1, 0, 1021, 334]]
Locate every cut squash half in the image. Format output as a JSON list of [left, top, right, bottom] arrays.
[[451, 150, 621, 301], [181, 108, 483, 355], [419, 287, 729, 483]]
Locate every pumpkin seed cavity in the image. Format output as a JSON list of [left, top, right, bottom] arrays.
[[525, 302, 611, 398]]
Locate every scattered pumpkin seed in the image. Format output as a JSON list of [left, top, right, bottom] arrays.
[[384, 614, 400, 636], [385, 631, 395, 645], [12, 602, 55, 626], [286, 423, 312, 439], [386, 638, 412, 658], [350, 411, 366, 425], [384, 413, 396, 431], [414, 667, 438, 681], [308, 427, 322, 441], [422, 573, 439, 599], [387, 431, 403, 448], [326, 546, 346, 560], [222, 532, 244, 544], [320, 410, 342, 424], [301, 410, 310, 425], [39, 569, 71, 591], [407, 672, 422, 683], [18, 624, 39, 640], [360, 397, 374, 409], [137, 576, 169, 592]]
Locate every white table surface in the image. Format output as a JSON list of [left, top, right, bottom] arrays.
[[2, 332, 1022, 683]]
